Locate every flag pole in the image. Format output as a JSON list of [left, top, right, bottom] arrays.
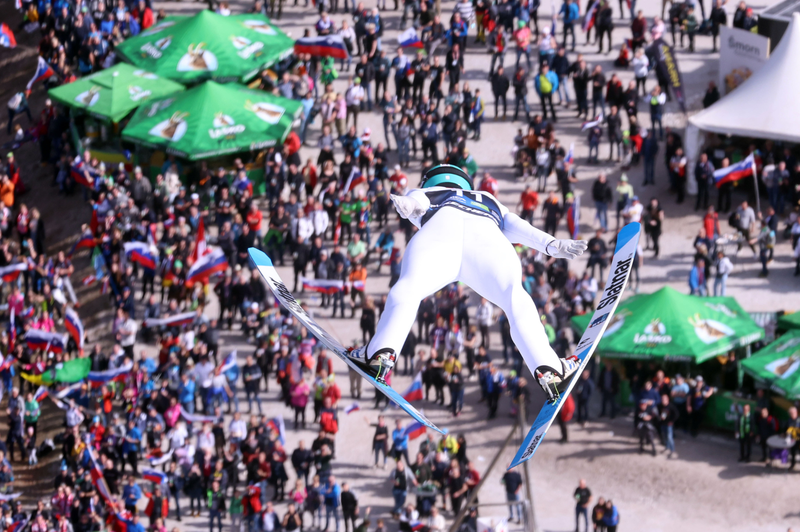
[[751, 157, 761, 216]]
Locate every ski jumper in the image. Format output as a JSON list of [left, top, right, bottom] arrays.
[[369, 186, 563, 375]]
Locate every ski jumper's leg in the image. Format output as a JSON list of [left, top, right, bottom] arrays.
[[458, 216, 563, 373], [368, 208, 464, 358]]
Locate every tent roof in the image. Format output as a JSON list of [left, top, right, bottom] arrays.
[[688, 13, 800, 143]]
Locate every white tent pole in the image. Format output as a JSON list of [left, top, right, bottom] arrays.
[[752, 161, 761, 215]]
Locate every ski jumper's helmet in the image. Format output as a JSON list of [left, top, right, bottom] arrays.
[[419, 164, 474, 191]]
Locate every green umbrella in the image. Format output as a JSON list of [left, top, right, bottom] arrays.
[[121, 81, 302, 160], [741, 330, 800, 399], [570, 286, 764, 363], [47, 63, 184, 123], [116, 10, 294, 84], [778, 312, 800, 331]]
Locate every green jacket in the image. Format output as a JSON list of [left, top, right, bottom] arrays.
[[340, 201, 357, 224]]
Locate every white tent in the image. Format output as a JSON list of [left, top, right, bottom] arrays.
[[686, 12, 800, 193]]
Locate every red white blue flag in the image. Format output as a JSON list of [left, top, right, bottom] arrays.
[[714, 153, 755, 188], [401, 372, 424, 402], [301, 277, 344, 294], [294, 35, 350, 60], [143, 311, 196, 329], [0, 24, 16, 48], [27, 57, 56, 90], [186, 247, 228, 286], [65, 306, 85, 349]]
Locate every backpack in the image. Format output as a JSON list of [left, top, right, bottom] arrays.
[[728, 211, 740, 229], [538, 75, 552, 94]]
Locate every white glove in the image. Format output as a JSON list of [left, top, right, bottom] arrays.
[[391, 194, 426, 220], [546, 239, 588, 260]]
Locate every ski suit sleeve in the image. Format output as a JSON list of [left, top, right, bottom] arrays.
[[391, 189, 430, 229], [501, 210, 556, 255]]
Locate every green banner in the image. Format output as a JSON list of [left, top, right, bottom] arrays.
[[48, 63, 184, 123], [116, 11, 294, 84], [741, 330, 800, 399], [571, 287, 764, 363], [121, 81, 302, 161]]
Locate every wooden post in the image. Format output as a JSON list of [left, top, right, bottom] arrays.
[[446, 419, 520, 532]]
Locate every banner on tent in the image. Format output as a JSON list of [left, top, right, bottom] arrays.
[[719, 26, 770, 95]]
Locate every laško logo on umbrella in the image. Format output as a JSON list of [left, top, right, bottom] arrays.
[[177, 43, 218, 72], [764, 337, 800, 379], [209, 113, 245, 139], [128, 86, 151, 102], [687, 314, 734, 344], [230, 35, 264, 59], [75, 86, 101, 107], [244, 100, 284, 124], [140, 35, 172, 58], [150, 111, 189, 141], [633, 319, 672, 345], [132, 69, 158, 80]]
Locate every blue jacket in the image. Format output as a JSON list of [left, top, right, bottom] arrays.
[[392, 428, 409, 450], [602, 505, 620, 526], [178, 379, 196, 405], [123, 483, 142, 506], [689, 265, 704, 291], [323, 482, 341, 507], [560, 2, 580, 23], [122, 427, 141, 454], [534, 71, 559, 96]]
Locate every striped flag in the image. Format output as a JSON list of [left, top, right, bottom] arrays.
[[186, 247, 228, 286], [25, 329, 68, 353], [401, 372, 424, 402], [567, 193, 580, 240], [294, 35, 350, 59], [65, 306, 85, 349], [300, 277, 344, 294], [0, 24, 16, 48], [70, 159, 99, 189], [342, 167, 366, 193], [344, 402, 360, 414], [714, 153, 756, 188], [0, 261, 32, 282], [192, 216, 208, 262], [27, 57, 56, 90], [87, 361, 133, 388], [399, 27, 424, 49], [143, 311, 196, 328], [124, 241, 158, 270], [403, 420, 427, 440], [266, 416, 286, 446], [82, 275, 97, 286], [581, 112, 603, 131], [33, 386, 48, 402], [179, 406, 217, 424], [88, 449, 114, 503], [69, 231, 97, 257], [582, 0, 599, 32], [217, 351, 237, 374], [142, 469, 169, 486], [565, 143, 574, 165]]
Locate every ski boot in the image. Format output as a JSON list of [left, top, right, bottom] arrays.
[[347, 346, 397, 384], [535, 355, 581, 404]]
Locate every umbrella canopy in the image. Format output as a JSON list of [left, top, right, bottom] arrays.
[[47, 63, 184, 123], [778, 312, 800, 331], [741, 330, 800, 399], [116, 10, 294, 84], [570, 286, 764, 363], [121, 81, 302, 160]]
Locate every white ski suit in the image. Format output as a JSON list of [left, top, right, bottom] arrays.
[[369, 186, 574, 375]]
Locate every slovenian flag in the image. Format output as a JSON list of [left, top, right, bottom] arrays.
[[142, 468, 169, 486], [25, 329, 68, 353], [27, 57, 56, 90], [33, 386, 48, 403], [401, 372, 424, 402], [399, 27, 424, 49], [55, 382, 83, 399], [403, 420, 427, 440], [124, 241, 158, 270], [143, 311, 196, 329], [65, 306, 85, 349], [582, 0, 598, 32], [581, 112, 603, 131], [70, 158, 99, 189], [69, 231, 97, 257], [565, 143, 574, 165], [217, 351, 237, 374], [6, 519, 28, 532], [301, 277, 344, 294], [714, 153, 755, 188], [0, 261, 32, 282], [343, 167, 366, 193], [266, 416, 286, 446], [186, 247, 228, 286], [87, 361, 133, 388], [20, 307, 34, 320], [294, 35, 350, 60], [88, 449, 114, 503], [0, 24, 16, 48], [147, 449, 173, 466], [344, 403, 360, 414]]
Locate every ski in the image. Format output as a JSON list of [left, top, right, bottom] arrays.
[[509, 222, 641, 469], [248, 247, 445, 434]]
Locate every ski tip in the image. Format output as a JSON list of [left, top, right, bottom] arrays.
[[247, 247, 273, 268], [616, 222, 641, 250]]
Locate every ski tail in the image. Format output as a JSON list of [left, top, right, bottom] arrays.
[[509, 223, 641, 469], [248, 247, 445, 434]]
